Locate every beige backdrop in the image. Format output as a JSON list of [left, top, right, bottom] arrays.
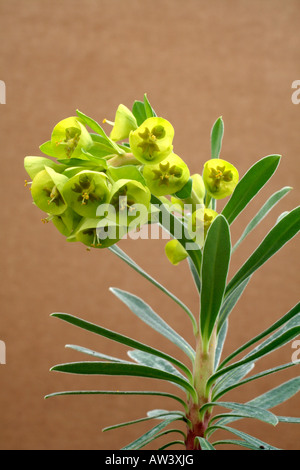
[[0, 0, 299, 450]]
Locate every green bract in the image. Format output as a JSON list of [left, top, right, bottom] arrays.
[[165, 239, 188, 265], [143, 153, 190, 197], [109, 104, 138, 142], [203, 158, 239, 199], [108, 178, 151, 228], [31, 168, 68, 216], [188, 207, 218, 247], [51, 208, 82, 237], [50, 117, 93, 159], [71, 217, 121, 249], [129, 117, 174, 164], [62, 170, 110, 218]]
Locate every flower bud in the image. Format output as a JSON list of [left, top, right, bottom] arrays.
[[31, 168, 68, 215], [187, 207, 218, 247], [129, 117, 174, 164], [165, 239, 188, 266], [191, 173, 206, 201], [108, 179, 151, 228], [203, 158, 239, 199], [143, 153, 190, 197], [109, 104, 138, 142], [50, 117, 93, 159], [62, 170, 110, 217]]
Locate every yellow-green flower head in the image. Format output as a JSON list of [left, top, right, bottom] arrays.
[[203, 158, 239, 199], [62, 170, 110, 218], [188, 207, 218, 247], [108, 179, 151, 227], [143, 153, 190, 197], [31, 168, 68, 216], [50, 117, 93, 159], [109, 104, 138, 142], [71, 217, 121, 250], [129, 117, 174, 164], [165, 239, 188, 266]]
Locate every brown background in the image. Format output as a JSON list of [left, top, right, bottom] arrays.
[[0, 0, 299, 450]]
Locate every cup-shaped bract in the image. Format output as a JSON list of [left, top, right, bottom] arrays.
[[165, 239, 188, 266], [108, 179, 151, 228], [51, 207, 82, 237], [129, 117, 174, 164], [203, 158, 239, 199], [62, 170, 110, 218], [71, 217, 122, 249], [188, 207, 218, 247], [143, 153, 190, 197], [24, 156, 65, 180], [50, 117, 93, 159], [109, 104, 138, 142], [31, 168, 68, 216]]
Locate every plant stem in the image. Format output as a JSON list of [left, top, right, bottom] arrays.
[[185, 329, 217, 450]]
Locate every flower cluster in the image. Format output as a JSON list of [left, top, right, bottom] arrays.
[[24, 95, 239, 260]]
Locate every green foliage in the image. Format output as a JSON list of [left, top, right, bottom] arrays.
[[24, 94, 300, 450]]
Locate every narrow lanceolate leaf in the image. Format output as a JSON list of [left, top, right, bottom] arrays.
[[65, 344, 131, 363], [222, 154, 281, 225], [213, 377, 300, 428], [214, 320, 228, 370], [219, 302, 300, 368], [206, 425, 280, 450], [151, 194, 202, 274], [212, 363, 255, 399], [210, 116, 224, 158], [225, 207, 300, 299], [110, 288, 195, 362], [212, 439, 260, 450], [127, 350, 186, 381], [50, 362, 197, 401], [188, 257, 201, 293], [196, 437, 215, 450], [109, 245, 197, 333], [217, 277, 251, 333], [200, 215, 231, 349], [122, 419, 179, 450], [103, 410, 184, 432], [44, 390, 188, 411], [201, 401, 278, 426], [232, 186, 292, 252], [51, 313, 192, 380], [206, 326, 300, 393]]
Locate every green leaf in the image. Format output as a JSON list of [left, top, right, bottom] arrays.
[[212, 439, 265, 450], [128, 350, 186, 381], [225, 207, 300, 299], [219, 302, 300, 368], [277, 416, 300, 423], [50, 361, 197, 399], [200, 215, 231, 350], [109, 244, 197, 333], [210, 116, 224, 158], [64, 344, 131, 363], [103, 410, 184, 432], [110, 288, 195, 362], [143, 93, 157, 118], [222, 154, 281, 225], [217, 277, 251, 333], [202, 401, 278, 426], [132, 100, 147, 126], [206, 425, 280, 450], [213, 362, 297, 401], [107, 165, 146, 185], [76, 109, 124, 155], [122, 419, 179, 450], [174, 178, 193, 199], [44, 389, 188, 411], [188, 257, 201, 293], [212, 363, 255, 399], [232, 186, 292, 252], [196, 437, 216, 450], [214, 320, 228, 370], [206, 326, 300, 393], [51, 312, 193, 381]]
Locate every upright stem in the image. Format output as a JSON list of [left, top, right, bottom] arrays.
[[185, 328, 217, 450]]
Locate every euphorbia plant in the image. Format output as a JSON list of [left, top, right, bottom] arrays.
[[24, 94, 300, 450]]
